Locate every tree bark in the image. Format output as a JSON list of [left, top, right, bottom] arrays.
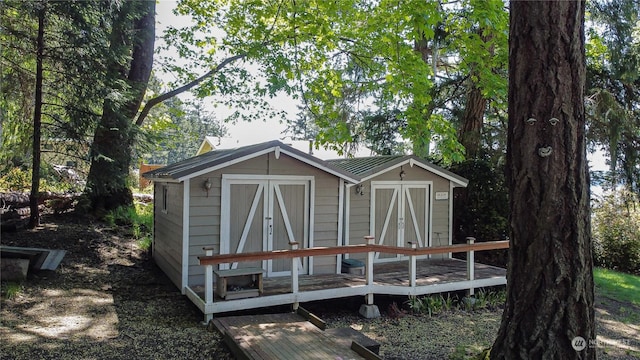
[[459, 84, 487, 160], [28, 2, 45, 228], [85, 0, 155, 213], [491, 2, 595, 360]]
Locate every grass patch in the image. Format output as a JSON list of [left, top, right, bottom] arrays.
[[594, 267, 640, 307], [1, 282, 24, 300], [104, 203, 153, 250]]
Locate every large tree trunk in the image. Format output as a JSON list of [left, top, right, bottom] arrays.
[[28, 3, 45, 228], [85, 0, 155, 213], [491, 2, 595, 360]]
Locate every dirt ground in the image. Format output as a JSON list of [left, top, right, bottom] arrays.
[[1, 213, 638, 359]]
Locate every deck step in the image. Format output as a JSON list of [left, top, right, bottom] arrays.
[[211, 312, 373, 360]]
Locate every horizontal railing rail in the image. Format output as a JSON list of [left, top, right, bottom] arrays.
[[198, 240, 509, 266]]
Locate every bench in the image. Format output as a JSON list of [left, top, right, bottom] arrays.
[[214, 267, 264, 300]]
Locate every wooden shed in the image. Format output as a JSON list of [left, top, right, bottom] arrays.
[[327, 156, 469, 263], [144, 141, 509, 322], [143, 140, 359, 293]]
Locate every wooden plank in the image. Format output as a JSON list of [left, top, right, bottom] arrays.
[[296, 306, 326, 330], [351, 341, 383, 360]]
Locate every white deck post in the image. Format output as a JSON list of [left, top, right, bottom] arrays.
[[358, 236, 380, 318], [466, 237, 475, 296], [203, 246, 215, 323], [364, 236, 375, 305], [409, 242, 417, 288], [290, 242, 299, 310]]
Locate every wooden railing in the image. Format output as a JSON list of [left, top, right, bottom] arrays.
[[198, 237, 509, 312]]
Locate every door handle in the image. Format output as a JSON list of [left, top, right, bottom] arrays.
[[269, 224, 273, 236]]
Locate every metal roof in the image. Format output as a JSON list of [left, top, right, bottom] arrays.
[[143, 140, 361, 183], [326, 155, 469, 187]]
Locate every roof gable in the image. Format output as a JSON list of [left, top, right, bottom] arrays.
[[143, 140, 361, 183], [326, 155, 468, 187]]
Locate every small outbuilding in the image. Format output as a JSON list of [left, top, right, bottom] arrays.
[[143, 140, 359, 293], [144, 140, 500, 321]]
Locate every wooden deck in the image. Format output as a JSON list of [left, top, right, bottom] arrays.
[[187, 257, 506, 321], [212, 312, 378, 360]]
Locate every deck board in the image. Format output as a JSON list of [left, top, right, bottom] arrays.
[[214, 313, 366, 360], [260, 258, 505, 295]]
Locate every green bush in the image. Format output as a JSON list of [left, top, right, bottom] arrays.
[[592, 190, 640, 275]]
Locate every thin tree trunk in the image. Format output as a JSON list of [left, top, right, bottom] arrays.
[[28, 2, 45, 228], [491, 2, 595, 359]]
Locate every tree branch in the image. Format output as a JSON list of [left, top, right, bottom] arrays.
[[134, 52, 247, 126]]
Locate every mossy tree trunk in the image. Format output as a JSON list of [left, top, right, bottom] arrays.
[[491, 2, 595, 359]]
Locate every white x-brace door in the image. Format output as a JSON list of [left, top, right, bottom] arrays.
[[221, 175, 310, 277], [370, 181, 432, 262]]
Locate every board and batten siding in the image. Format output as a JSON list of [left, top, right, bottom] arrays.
[[345, 165, 453, 260], [186, 152, 343, 287], [153, 182, 184, 290]]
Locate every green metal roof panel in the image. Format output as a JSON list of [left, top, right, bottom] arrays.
[[326, 156, 405, 177], [327, 155, 468, 187]]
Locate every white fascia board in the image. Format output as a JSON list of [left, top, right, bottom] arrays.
[[360, 158, 469, 188], [176, 148, 276, 182], [177, 146, 360, 184]]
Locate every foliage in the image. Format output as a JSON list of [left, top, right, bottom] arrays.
[[585, 0, 640, 193], [450, 159, 508, 263], [139, 82, 227, 164], [592, 189, 640, 274], [594, 267, 640, 307], [104, 203, 153, 250], [0, 164, 83, 193], [162, 0, 472, 162], [405, 289, 505, 316]]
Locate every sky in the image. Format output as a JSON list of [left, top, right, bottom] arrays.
[[155, 1, 609, 171], [155, 1, 293, 148]]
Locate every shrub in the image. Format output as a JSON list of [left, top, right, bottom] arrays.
[[104, 203, 153, 250], [592, 189, 640, 275]]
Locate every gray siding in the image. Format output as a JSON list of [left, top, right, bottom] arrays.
[[153, 182, 184, 290], [187, 153, 343, 286]]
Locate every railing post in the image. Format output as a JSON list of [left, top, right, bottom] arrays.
[[358, 236, 380, 318], [290, 242, 299, 311], [466, 237, 475, 296], [203, 246, 215, 323], [364, 236, 375, 305], [409, 242, 417, 289]]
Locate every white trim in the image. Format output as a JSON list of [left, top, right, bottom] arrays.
[[178, 148, 275, 181], [336, 179, 344, 273], [181, 178, 190, 294], [308, 178, 315, 275], [221, 174, 313, 277], [178, 147, 360, 184], [359, 159, 468, 187], [448, 182, 455, 258], [371, 181, 433, 263]]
